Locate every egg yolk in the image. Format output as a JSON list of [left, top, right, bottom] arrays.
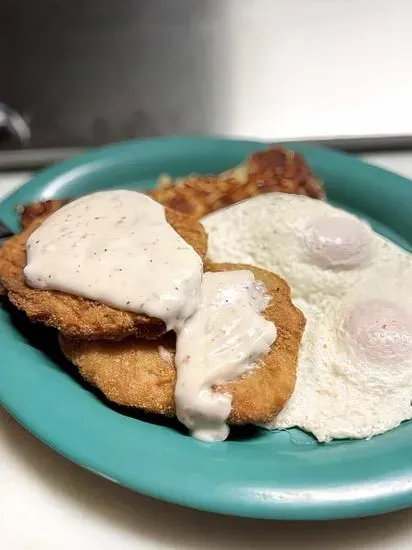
[[343, 299, 412, 363], [302, 216, 371, 269]]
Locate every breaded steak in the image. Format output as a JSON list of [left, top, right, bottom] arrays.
[[0, 207, 207, 340], [60, 263, 306, 426]]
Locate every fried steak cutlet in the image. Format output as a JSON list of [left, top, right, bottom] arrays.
[[60, 263, 305, 425], [0, 206, 207, 341]]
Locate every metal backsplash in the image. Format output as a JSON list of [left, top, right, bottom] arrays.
[[2, 0, 412, 156]]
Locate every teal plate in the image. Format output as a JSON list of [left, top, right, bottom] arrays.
[[1, 136, 412, 521]]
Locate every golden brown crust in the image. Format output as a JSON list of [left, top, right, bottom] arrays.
[[60, 333, 177, 416], [19, 199, 67, 229], [0, 207, 207, 340], [149, 146, 325, 218], [60, 263, 305, 426], [236, 147, 325, 199]]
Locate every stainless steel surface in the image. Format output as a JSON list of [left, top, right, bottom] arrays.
[[2, 0, 412, 152]]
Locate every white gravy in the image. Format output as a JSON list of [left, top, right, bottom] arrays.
[[175, 270, 277, 442], [24, 190, 203, 331]]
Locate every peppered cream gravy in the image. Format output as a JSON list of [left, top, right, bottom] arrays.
[[24, 190, 203, 331], [175, 270, 277, 442]]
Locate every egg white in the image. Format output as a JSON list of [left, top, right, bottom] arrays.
[[202, 193, 410, 307], [272, 277, 412, 441]]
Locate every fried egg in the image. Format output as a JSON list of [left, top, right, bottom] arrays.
[[271, 276, 412, 441], [202, 192, 412, 441], [202, 193, 410, 307]]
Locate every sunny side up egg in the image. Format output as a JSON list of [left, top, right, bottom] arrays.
[[202, 193, 412, 441], [202, 193, 410, 310], [272, 279, 412, 441]]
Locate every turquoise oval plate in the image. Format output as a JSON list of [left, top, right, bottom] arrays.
[[1, 136, 412, 521]]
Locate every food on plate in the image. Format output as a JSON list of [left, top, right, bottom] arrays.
[[150, 147, 324, 218], [203, 193, 410, 307], [175, 263, 303, 440], [203, 192, 412, 441], [60, 263, 305, 441], [60, 333, 178, 417], [0, 191, 207, 340], [222, 146, 325, 199], [2, 184, 305, 442], [5, 142, 411, 444], [270, 276, 412, 441], [19, 199, 66, 229]]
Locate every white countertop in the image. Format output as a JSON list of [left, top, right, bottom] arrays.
[[1, 152, 412, 549]]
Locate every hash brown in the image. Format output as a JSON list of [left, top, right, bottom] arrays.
[[150, 146, 324, 218]]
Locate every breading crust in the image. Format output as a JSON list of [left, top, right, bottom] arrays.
[[60, 263, 305, 425]]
